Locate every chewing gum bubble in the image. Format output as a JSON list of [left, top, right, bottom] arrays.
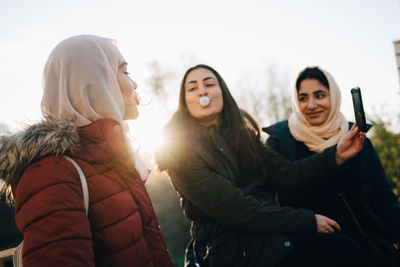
[[199, 96, 210, 107]]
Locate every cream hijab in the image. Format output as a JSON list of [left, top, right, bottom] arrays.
[[42, 34, 126, 127], [288, 67, 348, 153], [41, 35, 148, 180]]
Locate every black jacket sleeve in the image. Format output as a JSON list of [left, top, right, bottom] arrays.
[[168, 153, 317, 234], [263, 144, 338, 189]]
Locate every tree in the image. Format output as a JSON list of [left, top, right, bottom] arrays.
[[0, 123, 10, 135], [139, 152, 190, 267], [236, 64, 292, 128], [369, 115, 400, 201], [145, 173, 191, 267], [146, 60, 176, 113], [145, 55, 199, 115]]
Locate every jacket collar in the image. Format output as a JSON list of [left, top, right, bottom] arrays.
[[76, 119, 132, 165], [200, 124, 240, 179], [0, 117, 80, 188], [0, 117, 132, 189]]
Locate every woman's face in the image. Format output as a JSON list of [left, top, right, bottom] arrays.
[[184, 68, 224, 126], [298, 78, 331, 126], [117, 63, 139, 120]]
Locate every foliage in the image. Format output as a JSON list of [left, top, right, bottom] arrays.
[[236, 64, 292, 127], [369, 116, 400, 201], [145, 173, 191, 267], [146, 61, 175, 112]]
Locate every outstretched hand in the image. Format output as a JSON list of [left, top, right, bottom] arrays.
[[335, 124, 365, 166]]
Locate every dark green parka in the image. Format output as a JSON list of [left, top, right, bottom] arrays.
[[157, 124, 339, 265]]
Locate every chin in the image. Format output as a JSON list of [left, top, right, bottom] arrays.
[[309, 120, 324, 127]]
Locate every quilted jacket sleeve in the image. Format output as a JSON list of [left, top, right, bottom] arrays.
[[14, 156, 94, 267]]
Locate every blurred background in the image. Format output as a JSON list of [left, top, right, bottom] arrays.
[[1, 0, 400, 266]]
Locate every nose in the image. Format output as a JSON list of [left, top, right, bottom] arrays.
[[198, 84, 207, 96], [307, 98, 317, 109]]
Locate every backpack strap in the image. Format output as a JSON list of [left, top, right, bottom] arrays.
[[63, 155, 89, 215]]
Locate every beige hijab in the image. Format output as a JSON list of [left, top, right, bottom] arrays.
[[288, 67, 348, 153], [42, 34, 126, 127], [41, 35, 148, 180]]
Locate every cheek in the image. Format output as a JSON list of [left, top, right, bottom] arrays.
[[323, 99, 331, 112], [216, 94, 224, 111], [299, 102, 307, 115], [212, 88, 223, 108], [122, 86, 131, 103], [185, 93, 196, 113]]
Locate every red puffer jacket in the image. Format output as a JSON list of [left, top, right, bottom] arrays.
[[6, 118, 173, 266]]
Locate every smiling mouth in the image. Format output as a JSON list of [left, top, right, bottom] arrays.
[[307, 111, 323, 118]]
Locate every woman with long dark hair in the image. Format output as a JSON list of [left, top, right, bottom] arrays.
[[264, 66, 400, 267], [156, 64, 368, 267]]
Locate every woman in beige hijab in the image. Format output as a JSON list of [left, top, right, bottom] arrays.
[[0, 35, 173, 266], [265, 67, 400, 267]]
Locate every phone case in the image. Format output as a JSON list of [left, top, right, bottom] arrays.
[[351, 87, 367, 132]]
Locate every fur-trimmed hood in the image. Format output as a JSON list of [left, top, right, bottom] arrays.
[[0, 117, 80, 194]]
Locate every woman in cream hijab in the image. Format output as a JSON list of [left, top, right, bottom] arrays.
[[265, 67, 400, 267], [0, 35, 173, 266]]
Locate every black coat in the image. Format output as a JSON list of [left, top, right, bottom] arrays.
[[264, 120, 400, 244], [158, 124, 343, 266]]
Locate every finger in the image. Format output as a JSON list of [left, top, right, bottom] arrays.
[[359, 133, 365, 145], [347, 126, 359, 138], [325, 224, 335, 233], [325, 217, 340, 231], [350, 123, 357, 131], [331, 221, 341, 231], [355, 132, 366, 148]]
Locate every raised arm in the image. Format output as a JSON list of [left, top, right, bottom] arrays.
[[335, 124, 365, 166], [265, 124, 365, 189]]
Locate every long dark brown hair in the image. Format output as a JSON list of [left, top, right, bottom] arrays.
[[158, 64, 264, 170]]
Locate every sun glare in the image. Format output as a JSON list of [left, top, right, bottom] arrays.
[[127, 110, 168, 156]]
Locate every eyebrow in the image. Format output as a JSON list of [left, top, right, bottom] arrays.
[[119, 62, 128, 68], [185, 76, 216, 86], [298, 89, 327, 96], [313, 90, 327, 94]]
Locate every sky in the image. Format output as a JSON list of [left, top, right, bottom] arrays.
[[1, 0, 400, 152]]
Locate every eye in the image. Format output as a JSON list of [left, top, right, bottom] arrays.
[[298, 96, 307, 102], [205, 83, 216, 87], [316, 93, 326, 99], [124, 71, 130, 75], [187, 87, 196, 92]]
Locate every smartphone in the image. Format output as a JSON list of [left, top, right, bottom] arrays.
[[351, 87, 367, 132]]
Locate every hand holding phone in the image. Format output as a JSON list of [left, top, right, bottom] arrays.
[[351, 87, 367, 132]]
